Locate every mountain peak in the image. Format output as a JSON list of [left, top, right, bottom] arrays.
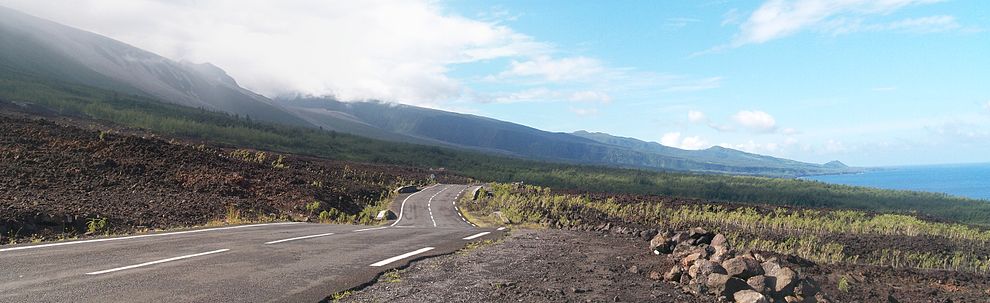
[[823, 160, 849, 168]]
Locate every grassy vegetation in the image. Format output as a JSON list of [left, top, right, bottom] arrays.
[[381, 270, 402, 283], [85, 217, 108, 235], [312, 190, 401, 225], [329, 290, 352, 302], [2, 73, 990, 225], [464, 183, 990, 273]]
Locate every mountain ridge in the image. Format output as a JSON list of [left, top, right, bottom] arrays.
[[0, 5, 858, 177]]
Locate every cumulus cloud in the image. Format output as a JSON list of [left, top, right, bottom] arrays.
[[0, 0, 549, 105], [688, 110, 707, 123], [730, 0, 947, 47], [732, 110, 777, 133], [661, 132, 710, 150]]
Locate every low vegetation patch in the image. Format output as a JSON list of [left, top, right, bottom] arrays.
[[463, 183, 990, 274]]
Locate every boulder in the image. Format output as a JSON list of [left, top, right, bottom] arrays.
[[688, 259, 727, 279], [710, 245, 734, 263], [746, 275, 772, 295], [394, 185, 419, 193], [681, 252, 703, 268], [767, 267, 799, 294], [705, 273, 751, 298], [688, 227, 715, 245], [711, 233, 729, 248], [723, 256, 764, 279], [761, 261, 782, 276], [375, 210, 396, 220], [650, 234, 677, 255], [734, 290, 769, 303], [671, 242, 698, 259], [664, 266, 682, 282], [671, 231, 691, 244], [640, 229, 659, 241]]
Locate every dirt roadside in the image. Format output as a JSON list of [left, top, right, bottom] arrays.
[[342, 229, 712, 303]]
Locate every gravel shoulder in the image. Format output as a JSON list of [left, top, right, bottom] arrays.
[[343, 229, 712, 303]]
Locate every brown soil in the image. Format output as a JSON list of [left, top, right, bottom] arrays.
[[343, 229, 712, 303], [345, 228, 990, 303], [0, 112, 467, 242]]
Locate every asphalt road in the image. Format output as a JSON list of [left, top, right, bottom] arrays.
[[0, 184, 501, 303]]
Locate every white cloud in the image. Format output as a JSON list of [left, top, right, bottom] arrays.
[[661, 132, 710, 150], [732, 110, 777, 133], [688, 110, 707, 123], [731, 0, 945, 47], [490, 88, 611, 104], [569, 107, 599, 117], [568, 90, 612, 104], [984, 100, 990, 112], [824, 15, 961, 35], [498, 56, 605, 82], [0, 0, 549, 105]]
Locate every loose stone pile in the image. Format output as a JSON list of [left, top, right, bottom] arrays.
[[649, 227, 831, 303]]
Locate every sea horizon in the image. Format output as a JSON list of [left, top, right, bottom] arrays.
[[804, 162, 990, 201]]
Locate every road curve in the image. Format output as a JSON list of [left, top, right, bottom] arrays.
[[0, 184, 498, 303]]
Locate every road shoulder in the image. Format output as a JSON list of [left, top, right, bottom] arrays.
[[341, 229, 711, 303]]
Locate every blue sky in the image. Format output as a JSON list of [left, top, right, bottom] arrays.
[[4, 0, 988, 166], [441, 0, 990, 166]]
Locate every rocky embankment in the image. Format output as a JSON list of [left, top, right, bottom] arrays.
[[650, 227, 829, 303]]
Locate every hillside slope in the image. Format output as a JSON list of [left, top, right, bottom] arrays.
[[0, 6, 306, 127], [284, 97, 857, 177]]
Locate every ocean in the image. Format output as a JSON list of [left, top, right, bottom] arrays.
[[804, 163, 990, 201]]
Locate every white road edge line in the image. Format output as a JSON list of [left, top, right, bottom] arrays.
[[353, 226, 389, 232], [463, 232, 491, 240], [390, 184, 439, 227], [369, 247, 435, 267], [85, 249, 230, 275], [264, 233, 335, 245], [0, 222, 300, 253]]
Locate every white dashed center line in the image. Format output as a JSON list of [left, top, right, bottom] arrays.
[[264, 233, 335, 245], [369, 247, 435, 267], [353, 226, 389, 232], [0, 222, 300, 253], [426, 186, 450, 228], [391, 184, 438, 227], [85, 249, 230, 275]]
